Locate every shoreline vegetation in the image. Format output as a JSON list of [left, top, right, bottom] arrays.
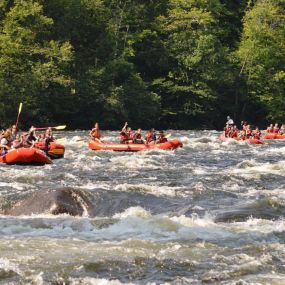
[[0, 0, 284, 130]]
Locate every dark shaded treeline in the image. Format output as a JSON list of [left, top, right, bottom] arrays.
[[0, 0, 284, 130]]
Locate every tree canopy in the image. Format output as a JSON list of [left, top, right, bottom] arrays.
[[0, 0, 284, 130]]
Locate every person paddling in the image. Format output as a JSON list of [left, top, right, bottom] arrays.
[[156, 131, 168, 144], [273, 123, 279, 134], [44, 127, 54, 153], [24, 126, 38, 147], [252, 127, 261, 140], [145, 129, 155, 144], [11, 125, 18, 141], [279, 124, 285, 135], [120, 122, 132, 144], [89, 122, 101, 141], [0, 129, 12, 155], [266, 124, 274, 133], [12, 134, 24, 149], [133, 128, 144, 144]]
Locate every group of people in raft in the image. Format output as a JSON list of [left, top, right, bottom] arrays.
[[224, 116, 285, 140], [0, 125, 55, 156], [89, 122, 169, 145]]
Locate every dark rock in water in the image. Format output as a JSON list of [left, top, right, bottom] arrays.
[[2, 188, 93, 216], [1, 187, 190, 217], [214, 198, 285, 223]]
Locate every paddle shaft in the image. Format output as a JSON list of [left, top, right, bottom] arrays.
[[36, 125, 66, 131], [15, 103, 23, 130]]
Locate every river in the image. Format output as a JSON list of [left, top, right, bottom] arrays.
[[0, 130, 284, 284]]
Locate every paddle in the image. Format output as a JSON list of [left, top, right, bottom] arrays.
[[15, 102, 23, 130], [36, 125, 66, 131], [165, 133, 171, 139]]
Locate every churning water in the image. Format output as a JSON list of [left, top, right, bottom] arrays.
[[0, 130, 285, 284]]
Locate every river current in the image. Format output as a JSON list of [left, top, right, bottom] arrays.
[[0, 130, 285, 284]]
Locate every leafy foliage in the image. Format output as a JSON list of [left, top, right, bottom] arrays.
[[0, 0, 283, 130]]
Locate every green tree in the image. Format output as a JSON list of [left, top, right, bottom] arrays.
[[154, 0, 231, 128], [238, 0, 285, 122], [0, 0, 72, 127]]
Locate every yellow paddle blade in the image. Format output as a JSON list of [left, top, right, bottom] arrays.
[[56, 138, 66, 144], [18, 102, 23, 113], [165, 133, 172, 138], [54, 125, 66, 130]]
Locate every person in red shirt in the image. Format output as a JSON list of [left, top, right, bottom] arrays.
[[252, 127, 261, 140], [273, 123, 279, 134], [266, 124, 274, 133], [145, 129, 157, 144], [229, 125, 239, 138], [156, 131, 168, 144]]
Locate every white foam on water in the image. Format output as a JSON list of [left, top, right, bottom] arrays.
[[113, 206, 151, 219], [113, 183, 182, 197], [266, 146, 285, 154], [0, 209, 232, 243], [228, 217, 285, 235], [109, 155, 162, 170], [232, 160, 285, 176], [0, 182, 26, 191], [0, 257, 22, 276], [178, 136, 191, 146], [202, 253, 272, 284], [69, 277, 135, 285]]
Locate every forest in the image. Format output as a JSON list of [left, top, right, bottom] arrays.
[[0, 0, 284, 130]]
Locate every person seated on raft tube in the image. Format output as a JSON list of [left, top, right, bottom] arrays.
[[10, 125, 18, 141], [145, 128, 157, 144], [0, 129, 12, 147], [120, 122, 134, 144], [245, 125, 252, 138], [227, 125, 239, 138], [89, 122, 101, 142], [252, 127, 261, 140], [242, 121, 251, 131], [279, 124, 285, 135], [24, 126, 38, 147], [11, 134, 24, 149], [156, 131, 168, 144], [44, 127, 55, 153], [266, 123, 274, 133], [0, 129, 12, 155], [273, 123, 279, 134], [133, 128, 144, 144], [237, 130, 247, 140]]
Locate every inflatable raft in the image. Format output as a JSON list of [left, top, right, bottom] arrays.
[[0, 148, 52, 165], [219, 133, 264, 145], [263, 133, 285, 140], [89, 139, 183, 151], [34, 141, 65, 159]]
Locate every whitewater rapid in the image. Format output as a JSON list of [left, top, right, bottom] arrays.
[[0, 130, 284, 284]]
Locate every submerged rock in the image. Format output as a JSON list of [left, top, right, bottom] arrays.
[[2, 188, 93, 216]]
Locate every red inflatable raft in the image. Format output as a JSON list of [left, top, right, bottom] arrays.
[[34, 142, 65, 159], [219, 133, 264, 145], [89, 139, 183, 152], [263, 133, 285, 140], [0, 148, 52, 165]]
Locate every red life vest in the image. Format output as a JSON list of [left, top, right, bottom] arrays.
[[146, 132, 153, 143], [267, 127, 274, 133], [120, 132, 129, 143]]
